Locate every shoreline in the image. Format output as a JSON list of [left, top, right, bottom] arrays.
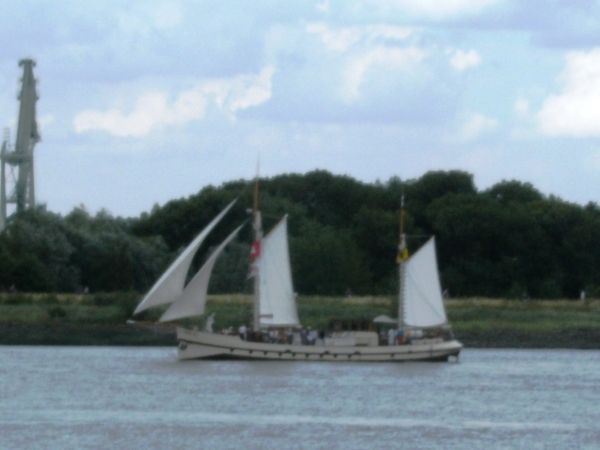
[[1, 323, 599, 349]]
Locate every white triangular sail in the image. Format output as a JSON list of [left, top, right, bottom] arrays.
[[133, 199, 237, 315], [159, 224, 244, 322], [258, 215, 299, 327], [402, 237, 447, 328]]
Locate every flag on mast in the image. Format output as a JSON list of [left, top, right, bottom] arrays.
[[396, 194, 409, 263]]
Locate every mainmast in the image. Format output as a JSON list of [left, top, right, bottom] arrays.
[[251, 165, 263, 332]]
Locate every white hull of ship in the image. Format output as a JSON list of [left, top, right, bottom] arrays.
[[176, 328, 462, 362]]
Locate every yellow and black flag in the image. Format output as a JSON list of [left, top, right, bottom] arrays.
[[396, 195, 409, 263], [396, 235, 409, 263], [396, 247, 409, 263]]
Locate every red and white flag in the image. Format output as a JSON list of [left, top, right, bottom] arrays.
[[248, 241, 261, 278], [250, 241, 261, 260]]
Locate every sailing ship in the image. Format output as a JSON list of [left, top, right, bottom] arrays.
[[133, 190, 462, 362]]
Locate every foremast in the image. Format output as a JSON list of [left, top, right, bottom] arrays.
[[397, 194, 409, 331]]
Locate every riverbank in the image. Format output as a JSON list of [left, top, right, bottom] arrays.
[[2, 322, 599, 349], [0, 294, 599, 348]]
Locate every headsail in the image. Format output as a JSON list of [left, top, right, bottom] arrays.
[[258, 215, 299, 327], [401, 237, 447, 328], [133, 199, 237, 315], [159, 224, 244, 322]]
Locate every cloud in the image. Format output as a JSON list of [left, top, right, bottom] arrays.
[[342, 46, 426, 100], [362, 0, 501, 19], [73, 91, 206, 137], [306, 23, 424, 101], [508, 1, 600, 49], [306, 23, 414, 53], [458, 112, 499, 141], [74, 66, 275, 137], [537, 48, 600, 137], [306, 22, 362, 53], [316, 1, 330, 13], [449, 49, 481, 71], [253, 22, 463, 125], [514, 98, 530, 118]]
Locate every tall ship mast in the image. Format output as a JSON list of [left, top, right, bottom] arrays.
[[251, 171, 263, 332], [397, 194, 408, 330]]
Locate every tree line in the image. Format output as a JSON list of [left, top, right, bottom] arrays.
[[1, 170, 599, 299]]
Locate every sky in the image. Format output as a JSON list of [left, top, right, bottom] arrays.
[[2, 0, 600, 217]]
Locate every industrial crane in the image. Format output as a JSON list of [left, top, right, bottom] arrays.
[[0, 59, 40, 231]]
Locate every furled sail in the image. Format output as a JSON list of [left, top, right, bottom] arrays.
[[401, 237, 447, 328], [159, 224, 244, 322], [258, 215, 299, 327], [133, 199, 237, 315]]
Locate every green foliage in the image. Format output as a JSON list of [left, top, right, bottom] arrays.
[[209, 240, 252, 294], [48, 305, 67, 319], [2, 293, 32, 305], [350, 206, 398, 293], [291, 221, 371, 295], [0, 206, 170, 294], [485, 180, 544, 206], [2, 170, 600, 299]]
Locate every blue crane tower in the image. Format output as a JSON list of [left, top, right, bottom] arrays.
[[0, 59, 40, 231]]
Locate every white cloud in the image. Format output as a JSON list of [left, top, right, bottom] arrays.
[[221, 66, 275, 112], [306, 23, 362, 52], [537, 48, 600, 137], [74, 91, 206, 137], [458, 112, 499, 141], [342, 46, 426, 100], [307, 23, 414, 53], [306, 23, 424, 101], [514, 98, 530, 117], [364, 0, 500, 19], [74, 66, 275, 137], [449, 49, 481, 71], [316, 0, 330, 13], [365, 25, 414, 42]]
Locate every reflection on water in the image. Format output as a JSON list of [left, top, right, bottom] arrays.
[[0, 347, 598, 449]]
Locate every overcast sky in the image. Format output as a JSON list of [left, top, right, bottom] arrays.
[[2, 0, 600, 217]]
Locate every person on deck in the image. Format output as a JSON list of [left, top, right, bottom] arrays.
[[238, 324, 247, 341], [388, 328, 396, 346]]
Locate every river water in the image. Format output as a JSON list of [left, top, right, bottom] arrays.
[[0, 347, 598, 449]]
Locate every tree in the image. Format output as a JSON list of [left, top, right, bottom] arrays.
[[427, 194, 555, 297], [405, 170, 477, 232], [350, 206, 400, 293], [485, 180, 544, 206], [290, 221, 371, 295]]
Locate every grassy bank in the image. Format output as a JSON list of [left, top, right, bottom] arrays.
[[0, 293, 599, 348]]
